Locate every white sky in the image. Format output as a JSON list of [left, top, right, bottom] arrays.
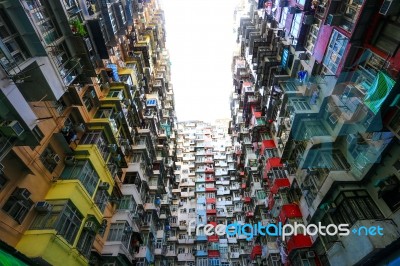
[[159, 0, 239, 122]]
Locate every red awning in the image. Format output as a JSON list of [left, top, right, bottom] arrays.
[[250, 245, 262, 260], [243, 81, 252, 87], [206, 198, 216, 204], [243, 197, 251, 203], [208, 235, 219, 242], [265, 157, 283, 172], [279, 204, 302, 223], [208, 250, 220, 257], [251, 106, 262, 118], [286, 234, 313, 254], [260, 140, 276, 154], [270, 178, 290, 194]]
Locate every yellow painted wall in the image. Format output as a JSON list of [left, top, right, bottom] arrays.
[[16, 230, 88, 266], [46, 180, 103, 223], [74, 145, 115, 191]]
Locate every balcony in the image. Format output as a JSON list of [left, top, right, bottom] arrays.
[[270, 178, 290, 194], [286, 234, 313, 255], [16, 230, 88, 266], [207, 209, 217, 215], [206, 198, 216, 204], [196, 235, 208, 241], [195, 249, 208, 256], [279, 204, 303, 223], [239, 247, 252, 255], [177, 253, 195, 261], [208, 235, 219, 242], [327, 219, 400, 266]]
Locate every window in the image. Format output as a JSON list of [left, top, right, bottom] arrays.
[[95, 108, 114, 119], [83, 90, 95, 112], [178, 247, 185, 254], [331, 190, 384, 227], [0, 14, 29, 71], [119, 195, 137, 211], [94, 189, 109, 213], [220, 246, 228, 254], [0, 173, 8, 190], [323, 30, 349, 74], [107, 222, 131, 248], [31, 200, 83, 244], [107, 90, 123, 99], [290, 13, 302, 45], [32, 126, 44, 143], [81, 131, 110, 161], [290, 98, 311, 111], [135, 258, 148, 266], [40, 145, 59, 173], [2, 187, 33, 224], [197, 258, 208, 266], [376, 175, 400, 211], [60, 160, 100, 196], [372, 22, 400, 55], [77, 229, 96, 258], [208, 259, 220, 266]]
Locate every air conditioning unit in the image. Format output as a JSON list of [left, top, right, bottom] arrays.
[[307, 251, 316, 258], [108, 144, 118, 153], [64, 156, 76, 166], [46, 154, 61, 165], [303, 14, 314, 25], [326, 14, 343, 26], [84, 221, 97, 231], [298, 53, 308, 60], [34, 201, 52, 213], [13, 188, 31, 200], [0, 120, 24, 137], [379, 0, 400, 16], [98, 182, 110, 190]]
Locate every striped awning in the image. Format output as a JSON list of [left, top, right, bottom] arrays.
[[364, 71, 395, 114]]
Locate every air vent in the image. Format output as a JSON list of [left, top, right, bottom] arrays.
[[0, 120, 24, 137]]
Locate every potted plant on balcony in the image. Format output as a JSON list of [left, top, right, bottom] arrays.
[[69, 19, 87, 37]]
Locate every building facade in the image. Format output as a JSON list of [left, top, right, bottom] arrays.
[[0, 0, 178, 265], [230, 0, 400, 265]]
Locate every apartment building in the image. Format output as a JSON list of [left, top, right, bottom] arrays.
[[0, 0, 177, 265], [230, 0, 400, 265], [166, 120, 247, 266]]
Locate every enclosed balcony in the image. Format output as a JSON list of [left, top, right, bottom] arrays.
[[279, 204, 303, 224], [286, 234, 313, 255], [327, 219, 400, 266]]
